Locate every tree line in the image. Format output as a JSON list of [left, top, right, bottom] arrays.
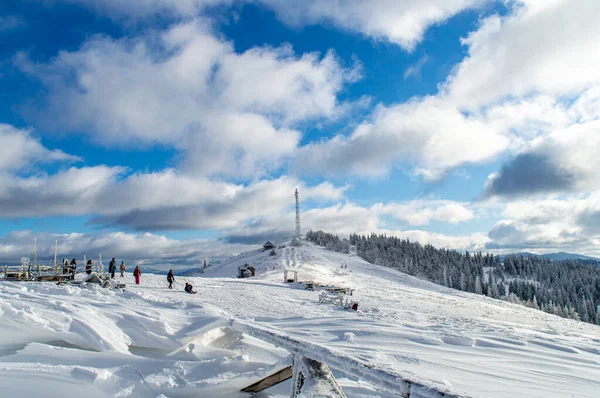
[[305, 230, 600, 325]]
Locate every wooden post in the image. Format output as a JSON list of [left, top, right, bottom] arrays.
[[291, 355, 346, 398], [54, 240, 57, 266]]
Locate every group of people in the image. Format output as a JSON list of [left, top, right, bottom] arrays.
[[61, 259, 195, 292], [107, 258, 128, 279], [61, 257, 142, 285], [167, 269, 197, 294]]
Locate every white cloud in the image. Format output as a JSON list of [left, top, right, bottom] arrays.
[[484, 117, 600, 197], [446, 0, 600, 108], [381, 199, 474, 225], [0, 166, 346, 231], [294, 96, 509, 180], [0, 16, 24, 31], [485, 192, 600, 257], [222, 199, 478, 245], [54, 0, 485, 51], [259, 0, 486, 51], [404, 55, 429, 80], [0, 230, 253, 270], [18, 20, 356, 178], [52, 0, 232, 18], [380, 228, 489, 252], [292, 0, 600, 183], [0, 124, 80, 171]]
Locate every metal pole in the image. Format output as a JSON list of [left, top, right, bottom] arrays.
[[54, 240, 57, 266], [34, 238, 37, 266]]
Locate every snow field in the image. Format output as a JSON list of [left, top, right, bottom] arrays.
[[0, 241, 599, 397]]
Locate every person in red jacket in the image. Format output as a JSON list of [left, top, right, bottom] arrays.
[[133, 266, 141, 285]]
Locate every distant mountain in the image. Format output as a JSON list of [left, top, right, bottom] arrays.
[[139, 267, 200, 276], [501, 252, 599, 263]]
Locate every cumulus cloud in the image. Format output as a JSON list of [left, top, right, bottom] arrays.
[[484, 152, 575, 197], [52, 0, 233, 18], [381, 199, 474, 225], [446, 0, 600, 108], [221, 199, 476, 245], [293, 0, 600, 182], [18, 20, 357, 178], [0, 166, 346, 230], [0, 124, 80, 171], [485, 193, 600, 256], [484, 119, 600, 197], [259, 0, 485, 51], [0, 230, 254, 270], [54, 0, 484, 51], [294, 96, 508, 180]]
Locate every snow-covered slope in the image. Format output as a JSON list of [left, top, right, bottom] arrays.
[[1, 241, 599, 397]]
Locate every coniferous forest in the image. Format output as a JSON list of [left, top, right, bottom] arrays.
[[305, 230, 600, 325]]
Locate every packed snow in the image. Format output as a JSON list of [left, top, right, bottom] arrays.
[[1, 241, 599, 397]]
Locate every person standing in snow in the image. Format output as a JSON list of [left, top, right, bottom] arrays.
[[85, 260, 93, 274], [133, 266, 141, 285], [62, 259, 69, 277], [109, 258, 116, 279], [120, 261, 126, 277], [167, 270, 175, 289]]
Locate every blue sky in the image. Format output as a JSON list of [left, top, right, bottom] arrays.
[[1, 0, 599, 267]]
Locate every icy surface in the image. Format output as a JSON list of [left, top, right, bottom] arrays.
[[1, 242, 599, 397]]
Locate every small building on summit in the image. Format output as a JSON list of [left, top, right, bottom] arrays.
[[263, 241, 276, 251], [238, 264, 256, 278]]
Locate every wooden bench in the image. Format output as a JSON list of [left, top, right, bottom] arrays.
[[322, 286, 355, 296], [318, 292, 345, 306]]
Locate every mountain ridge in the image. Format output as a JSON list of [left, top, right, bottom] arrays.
[[500, 251, 599, 262]]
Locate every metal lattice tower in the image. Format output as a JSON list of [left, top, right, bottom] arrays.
[[295, 189, 301, 238]]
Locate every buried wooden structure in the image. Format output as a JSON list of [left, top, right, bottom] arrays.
[[1, 239, 111, 284], [234, 321, 464, 398], [290, 355, 346, 397], [283, 268, 299, 283]]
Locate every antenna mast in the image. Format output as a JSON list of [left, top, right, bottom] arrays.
[[295, 189, 301, 238]]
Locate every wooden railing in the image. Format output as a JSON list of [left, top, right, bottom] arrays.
[[233, 320, 465, 398]]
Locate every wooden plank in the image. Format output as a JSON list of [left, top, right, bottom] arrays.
[[241, 365, 293, 393]]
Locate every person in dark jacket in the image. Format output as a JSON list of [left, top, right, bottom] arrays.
[[167, 270, 175, 289], [184, 282, 197, 294], [62, 259, 69, 276], [85, 260, 93, 274], [109, 258, 116, 279], [67, 259, 76, 280], [133, 266, 141, 285]]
